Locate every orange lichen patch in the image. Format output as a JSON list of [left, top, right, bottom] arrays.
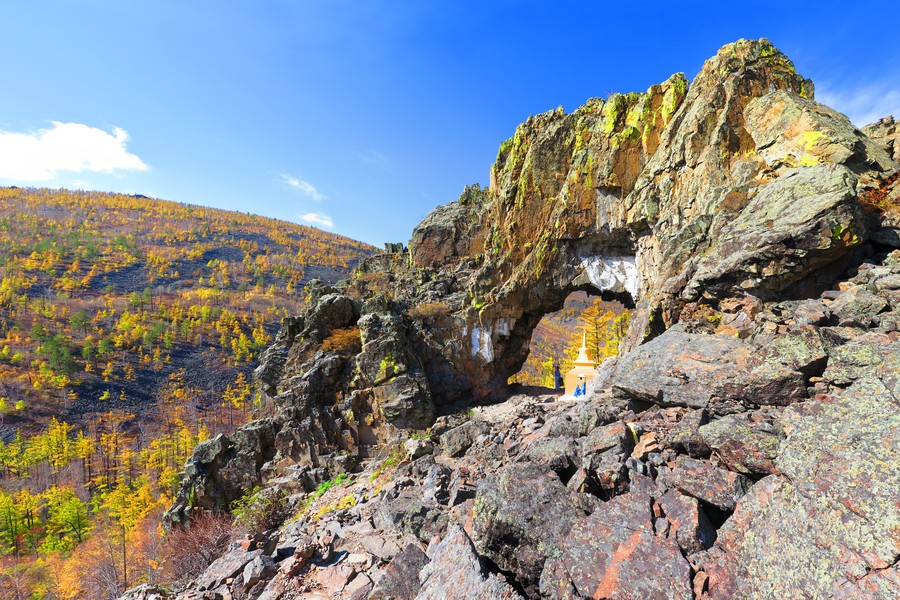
[[593, 529, 644, 598]]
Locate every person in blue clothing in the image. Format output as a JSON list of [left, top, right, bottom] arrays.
[[553, 360, 562, 391], [573, 375, 585, 397]]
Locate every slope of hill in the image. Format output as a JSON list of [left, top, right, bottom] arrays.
[[0, 187, 375, 438], [0, 187, 375, 595]]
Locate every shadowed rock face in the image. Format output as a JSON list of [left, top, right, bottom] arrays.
[[164, 38, 900, 529]]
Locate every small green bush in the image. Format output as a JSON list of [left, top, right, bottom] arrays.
[[231, 486, 289, 533]]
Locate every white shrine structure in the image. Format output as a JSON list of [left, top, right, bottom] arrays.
[[564, 331, 597, 396]]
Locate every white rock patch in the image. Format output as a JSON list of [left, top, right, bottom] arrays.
[[470, 326, 494, 363], [581, 256, 640, 301]]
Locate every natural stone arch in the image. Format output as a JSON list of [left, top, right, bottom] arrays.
[[463, 251, 640, 390], [403, 38, 890, 406]]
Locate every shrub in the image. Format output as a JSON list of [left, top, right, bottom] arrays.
[[230, 487, 289, 534], [406, 302, 451, 319], [369, 446, 405, 481], [321, 326, 361, 356], [314, 494, 357, 521], [161, 511, 234, 588], [859, 171, 900, 215], [349, 272, 394, 298]]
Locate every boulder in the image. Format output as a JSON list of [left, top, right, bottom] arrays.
[[521, 436, 580, 482], [657, 457, 752, 512], [242, 554, 276, 589], [756, 324, 828, 375], [195, 548, 262, 592], [439, 420, 488, 457], [822, 339, 898, 387], [117, 585, 170, 600], [540, 490, 693, 599], [612, 328, 807, 412], [829, 286, 889, 323], [665, 409, 710, 458], [404, 438, 435, 461], [422, 463, 452, 505], [374, 492, 448, 542], [862, 115, 900, 163], [369, 543, 429, 600], [374, 372, 435, 430], [417, 524, 521, 600], [703, 377, 900, 598], [580, 422, 633, 498], [472, 463, 589, 593], [657, 489, 716, 555], [699, 414, 783, 475]]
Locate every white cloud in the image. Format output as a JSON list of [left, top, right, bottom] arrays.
[[299, 212, 334, 229], [0, 122, 148, 181], [817, 81, 900, 128], [281, 173, 326, 201]]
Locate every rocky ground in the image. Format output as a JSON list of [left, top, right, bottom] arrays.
[[125, 248, 900, 599]]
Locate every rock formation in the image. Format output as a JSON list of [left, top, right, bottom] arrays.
[[148, 38, 900, 599]]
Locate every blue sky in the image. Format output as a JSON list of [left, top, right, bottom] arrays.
[[1, 1, 897, 246]]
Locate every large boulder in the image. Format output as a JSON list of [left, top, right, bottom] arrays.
[[611, 327, 807, 413], [702, 377, 900, 598], [472, 463, 590, 594], [540, 489, 694, 599], [417, 525, 521, 600]]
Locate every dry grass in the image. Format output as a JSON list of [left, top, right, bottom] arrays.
[[859, 172, 900, 216], [406, 302, 452, 319], [321, 326, 362, 356]]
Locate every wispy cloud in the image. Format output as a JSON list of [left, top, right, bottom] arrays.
[[356, 149, 389, 167], [299, 212, 334, 229], [0, 122, 148, 181], [817, 80, 900, 128], [281, 173, 326, 201]]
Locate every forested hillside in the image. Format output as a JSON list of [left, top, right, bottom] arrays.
[[0, 187, 375, 596]]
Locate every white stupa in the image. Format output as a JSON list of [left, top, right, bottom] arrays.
[[564, 331, 597, 396]]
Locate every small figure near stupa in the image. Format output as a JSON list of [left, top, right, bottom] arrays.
[[553, 360, 562, 391], [565, 331, 597, 397]]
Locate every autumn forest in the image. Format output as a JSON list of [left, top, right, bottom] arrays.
[[0, 188, 374, 598]]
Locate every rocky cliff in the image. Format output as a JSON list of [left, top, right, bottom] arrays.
[[149, 38, 900, 599]]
